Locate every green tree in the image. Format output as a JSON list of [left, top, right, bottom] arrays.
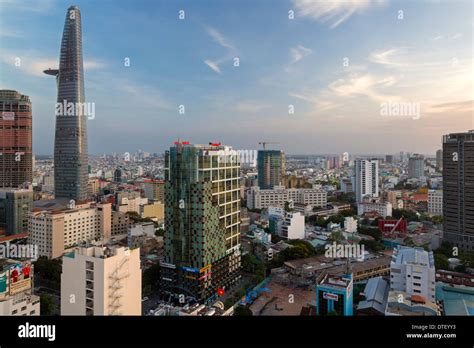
[[434, 254, 449, 270], [233, 305, 253, 316], [40, 294, 55, 316]]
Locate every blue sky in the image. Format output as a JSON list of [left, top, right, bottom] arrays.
[[0, 0, 472, 155]]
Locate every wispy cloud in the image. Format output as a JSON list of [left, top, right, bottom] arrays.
[[292, 0, 387, 28], [290, 45, 312, 64], [236, 101, 271, 113], [203, 26, 237, 74]]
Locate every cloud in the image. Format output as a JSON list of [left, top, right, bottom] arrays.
[[205, 26, 235, 51], [236, 101, 271, 112], [292, 0, 387, 28], [203, 26, 237, 74], [428, 100, 473, 114], [203, 60, 222, 74], [290, 45, 312, 64], [369, 48, 408, 67], [328, 73, 399, 101]]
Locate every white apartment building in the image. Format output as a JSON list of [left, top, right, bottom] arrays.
[[344, 216, 358, 233], [280, 212, 305, 240], [355, 159, 379, 203], [428, 190, 443, 216], [390, 246, 436, 303], [0, 260, 40, 316], [61, 245, 141, 316], [28, 202, 112, 259], [247, 186, 327, 210], [357, 202, 392, 218]]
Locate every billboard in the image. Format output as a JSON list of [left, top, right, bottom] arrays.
[[0, 272, 7, 300], [8, 261, 32, 295], [2, 111, 15, 121], [323, 292, 339, 301]]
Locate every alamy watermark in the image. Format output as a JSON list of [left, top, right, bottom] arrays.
[[217, 149, 257, 166], [0, 242, 38, 261], [380, 101, 420, 120], [324, 242, 365, 261], [55, 100, 95, 120]]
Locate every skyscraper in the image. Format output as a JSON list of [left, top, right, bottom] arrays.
[[45, 6, 88, 201], [436, 149, 443, 171], [161, 142, 241, 303], [0, 90, 33, 188], [443, 131, 474, 251], [257, 150, 285, 189], [355, 159, 379, 203]]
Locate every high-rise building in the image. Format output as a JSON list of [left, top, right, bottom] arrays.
[[385, 155, 394, 164], [0, 188, 33, 236], [0, 90, 33, 188], [428, 190, 443, 216], [408, 154, 425, 178], [257, 150, 285, 189], [436, 149, 443, 171], [355, 159, 379, 203], [161, 142, 241, 303], [45, 6, 88, 201], [0, 260, 40, 316], [443, 131, 474, 251], [143, 179, 165, 202], [61, 245, 141, 315], [389, 246, 436, 303]]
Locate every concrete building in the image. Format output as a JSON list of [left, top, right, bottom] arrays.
[[408, 155, 425, 179], [61, 245, 141, 315], [143, 180, 165, 202], [357, 201, 392, 218], [316, 262, 353, 316], [0, 188, 33, 236], [88, 179, 100, 196], [428, 190, 443, 216], [436, 149, 443, 171], [115, 190, 142, 214], [0, 90, 33, 188], [344, 217, 358, 233], [443, 130, 474, 251], [140, 201, 164, 221], [246, 186, 327, 210], [390, 246, 436, 303], [385, 290, 439, 316], [28, 201, 112, 259], [355, 159, 379, 203], [0, 260, 40, 316], [281, 212, 305, 240], [257, 150, 285, 189], [111, 211, 132, 236]]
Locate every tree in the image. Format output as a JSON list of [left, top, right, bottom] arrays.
[[233, 305, 253, 316], [155, 228, 165, 237], [328, 231, 344, 244], [224, 298, 235, 310], [34, 257, 62, 285], [40, 294, 55, 316], [434, 254, 449, 270]]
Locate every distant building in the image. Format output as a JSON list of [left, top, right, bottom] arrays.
[[61, 245, 141, 315], [390, 246, 436, 303], [344, 217, 358, 233], [0, 260, 39, 315], [257, 150, 285, 189], [408, 155, 425, 178], [340, 179, 353, 193], [281, 211, 305, 240], [355, 159, 379, 203], [246, 186, 327, 210], [0, 90, 33, 188], [0, 188, 33, 236], [385, 290, 439, 316], [143, 180, 165, 202], [140, 201, 164, 221], [436, 149, 443, 171], [385, 155, 394, 164], [357, 201, 392, 218], [428, 190, 443, 216], [28, 201, 112, 259], [357, 276, 389, 316]]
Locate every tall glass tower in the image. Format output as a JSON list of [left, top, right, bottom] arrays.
[[45, 6, 88, 200]]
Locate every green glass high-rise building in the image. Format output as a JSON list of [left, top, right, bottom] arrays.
[[161, 142, 241, 303]]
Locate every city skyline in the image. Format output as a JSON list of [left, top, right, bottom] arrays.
[[0, 0, 472, 155]]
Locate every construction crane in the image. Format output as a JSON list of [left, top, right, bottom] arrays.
[[258, 142, 279, 150]]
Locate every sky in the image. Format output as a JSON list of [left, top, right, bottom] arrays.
[[0, 0, 473, 156]]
